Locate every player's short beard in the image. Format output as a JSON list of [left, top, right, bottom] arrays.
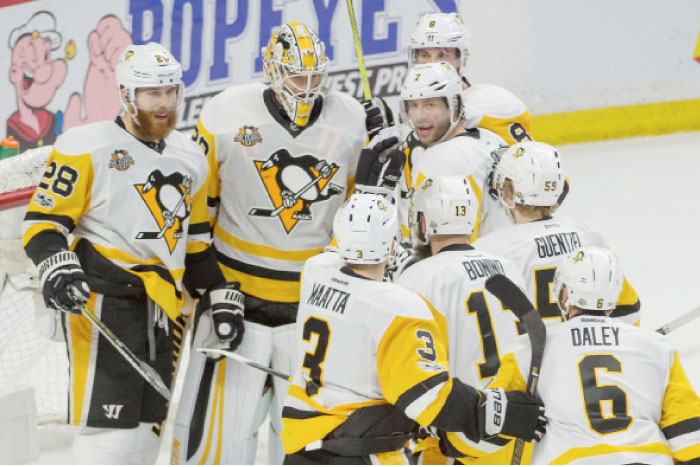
[[134, 109, 177, 141]]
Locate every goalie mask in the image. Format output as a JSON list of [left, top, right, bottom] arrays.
[[115, 43, 184, 123], [410, 175, 478, 246], [408, 12, 470, 76], [493, 141, 564, 210], [552, 247, 624, 319], [262, 22, 328, 128], [401, 62, 464, 146], [333, 193, 397, 265]]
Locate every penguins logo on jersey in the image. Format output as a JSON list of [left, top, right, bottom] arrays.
[[108, 149, 135, 171], [574, 250, 585, 263], [134, 169, 192, 253], [250, 148, 342, 234], [234, 126, 263, 147]]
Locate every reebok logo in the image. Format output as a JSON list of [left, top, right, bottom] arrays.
[[103, 404, 124, 419]]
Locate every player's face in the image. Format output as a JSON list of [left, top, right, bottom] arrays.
[[135, 85, 180, 113], [133, 85, 179, 140], [413, 47, 461, 72], [405, 97, 452, 145], [283, 72, 324, 100]]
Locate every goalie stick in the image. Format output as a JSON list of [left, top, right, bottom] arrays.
[[485, 274, 545, 465], [80, 304, 171, 400], [656, 305, 700, 335]]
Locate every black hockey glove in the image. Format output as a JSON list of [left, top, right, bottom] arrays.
[[356, 127, 405, 198], [207, 282, 245, 352], [361, 96, 395, 140], [38, 251, 91, 315], [478, 388, 546, 442]]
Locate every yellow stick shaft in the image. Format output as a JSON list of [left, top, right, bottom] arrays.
[[345, 0, 372, 100]]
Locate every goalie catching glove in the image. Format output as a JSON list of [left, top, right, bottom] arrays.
[[38, 251, 91, 314], [478, 388, 546, 442], [355, 126, 405, 198], [361, 96, 395, 140], [203, 282, 245, 353]]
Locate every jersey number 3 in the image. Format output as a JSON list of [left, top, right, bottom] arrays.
[[302, 317, 331, 396]]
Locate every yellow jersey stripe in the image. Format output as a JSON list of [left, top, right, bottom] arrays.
[[213, 224, 324, 262], [549, 441, 671, 465]]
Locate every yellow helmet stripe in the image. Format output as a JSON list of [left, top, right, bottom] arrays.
[[288, 22, 317, 69]]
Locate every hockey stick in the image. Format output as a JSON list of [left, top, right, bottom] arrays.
[[345, 0, 371, 100], [196, 347, 291, 381], [248, 163, 339, 217], [656, 305, 700, 335], [79, 303, 171, 400], [196, 347, 374, 400], [485, 274, 545, 465]]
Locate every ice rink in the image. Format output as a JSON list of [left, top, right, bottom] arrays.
[[27, 130, 700, 464]]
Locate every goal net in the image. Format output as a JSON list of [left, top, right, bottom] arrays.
[[0, 146, 69, 424]]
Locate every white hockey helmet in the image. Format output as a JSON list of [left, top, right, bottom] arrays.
[[552, 247, 624, 319], [262, 22, 329, 128], [401, 62, 464, 145], [494, 141, 564, 208], [115, 42, 184, 120], [333, 193, 398, 265], [408, 12, 470, 75], [410, 175, 478, 246]]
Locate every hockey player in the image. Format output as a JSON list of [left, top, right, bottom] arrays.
[[408, 12, 531, 145], [281, 193, 546, 464], [21, 43, 243, 464], [396, 175, 528, 463], [405, 12, 577, 237], [395, 62, 495, 244], [171, 23, 367, 464], [473, 141, 641, 326], [490, 246, 700, 464]]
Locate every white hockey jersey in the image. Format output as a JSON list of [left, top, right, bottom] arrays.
[[397, 244, 524, 389], [491, 315, 700, 464], [22, 120, 211, 320], [396, 244, 527, 463], [196, 83, 366, 302], [462, 83, 532, 145], [398, 130, 494, 243], [281, 252, 483, 462], [473, 217, 641, 326]]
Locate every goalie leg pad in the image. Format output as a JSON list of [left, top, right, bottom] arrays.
[[267, 322, 298, 464], [172, 316, 273, 464]]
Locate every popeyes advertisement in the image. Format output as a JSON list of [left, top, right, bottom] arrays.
[[0, 0, 460, 149]]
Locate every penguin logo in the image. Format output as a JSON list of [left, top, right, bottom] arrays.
[[134, 169, 192, 253], [250, 149, 343, 234]]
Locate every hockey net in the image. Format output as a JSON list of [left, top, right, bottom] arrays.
[[0, 146, 69, 425]]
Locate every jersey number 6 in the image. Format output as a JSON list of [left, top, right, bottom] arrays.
[[578, 354, 633, 435]]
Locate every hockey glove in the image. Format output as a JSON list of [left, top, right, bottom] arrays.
[[207, 282, 245, 352], [478, 388, 546, 442], [362, 96, 395, 140], [384, 242, 417, 283], [38, 251, 91, 315], [356, 127, 405, 198]]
